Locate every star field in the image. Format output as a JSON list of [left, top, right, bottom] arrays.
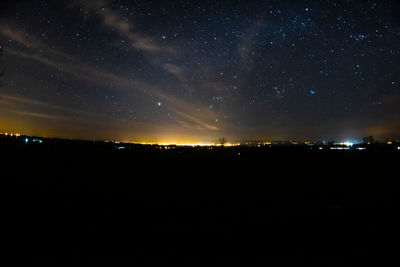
[[1, 0, 400, 143]]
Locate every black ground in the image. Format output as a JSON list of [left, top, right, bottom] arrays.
[[1, 137, 400, 266]]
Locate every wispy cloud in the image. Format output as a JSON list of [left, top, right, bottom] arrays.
[[72, 0, 174, 55], [0, 26, 34, 48], [237, 21, 264, 65], [11, 111, 67, 120], [160, 94, 221, 131], [0, 93, 92, 119], [0, 24, 75, 62], [163, 63, 187, 83]]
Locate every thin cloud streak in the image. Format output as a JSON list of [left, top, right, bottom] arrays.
[[73, 0, 174, 54]]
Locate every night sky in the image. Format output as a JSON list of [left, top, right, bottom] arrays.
[[1, 0, 400, 143]]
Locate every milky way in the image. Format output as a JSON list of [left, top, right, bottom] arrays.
[[1, 0, 400, 143]]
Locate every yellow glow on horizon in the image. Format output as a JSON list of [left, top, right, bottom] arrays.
[[126, 141, 240, 147], [128, 141, 239, 147]]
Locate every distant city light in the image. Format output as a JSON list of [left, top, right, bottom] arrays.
[[330, 147, 350, 150], [1, 132, 21, 137], [334, 142, 354, 146], [25, 138, 29, 144]]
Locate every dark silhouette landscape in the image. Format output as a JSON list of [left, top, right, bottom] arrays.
[[2, 135, 400, 266]]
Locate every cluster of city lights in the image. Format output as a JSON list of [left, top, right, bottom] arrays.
[[1, 132, 21, 137], [1, 132, 400, 151], [330, 147, 351, 150], [333, 142, 354, 146]]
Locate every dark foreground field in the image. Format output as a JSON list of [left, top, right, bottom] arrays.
[[1, 138, 400, 266]]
